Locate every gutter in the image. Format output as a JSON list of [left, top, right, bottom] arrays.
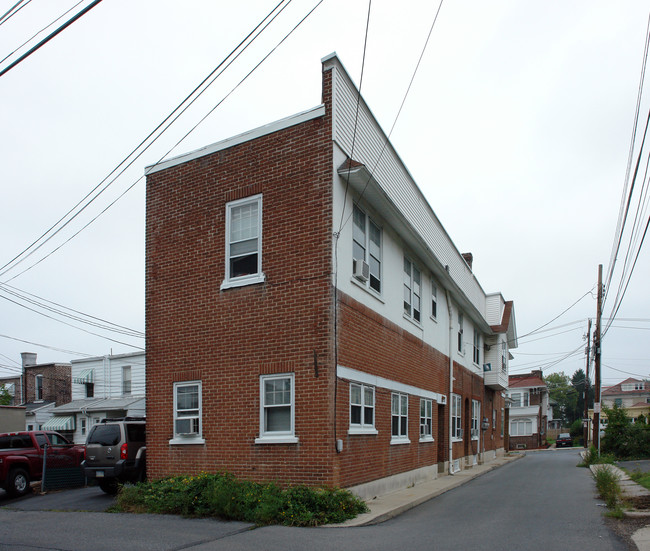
[[446, 289, 455, 475]]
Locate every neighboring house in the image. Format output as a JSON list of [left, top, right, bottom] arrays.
[[12, 352, 72, 430], [144, 54, 517, 495], [0, 376, 20, 406], [507, 370, 549, 449], [602, 378, 650, 410], [47, 352, 145, 444]]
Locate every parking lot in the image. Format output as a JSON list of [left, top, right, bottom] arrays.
[[0, 484, 115, 512]]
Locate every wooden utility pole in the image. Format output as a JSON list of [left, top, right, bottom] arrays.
[[584, 318, 592, 448], [592, 265, 603, 452]]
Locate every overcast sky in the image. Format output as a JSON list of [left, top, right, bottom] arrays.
[[1, 0, 649, 391]]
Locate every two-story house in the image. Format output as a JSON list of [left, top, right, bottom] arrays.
[[144, 54, 517, 496], [598, 378, 650, 427], [507, 370, 548, 449], [47, 352, 145, 443]]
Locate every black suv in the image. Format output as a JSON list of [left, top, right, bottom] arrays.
[[82, 417, 146, 494]]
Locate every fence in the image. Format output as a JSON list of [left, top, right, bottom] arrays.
[[41, 445, 85, 492]]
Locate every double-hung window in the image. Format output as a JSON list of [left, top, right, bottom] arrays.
[[352, 205, 381, 293], [457, 313, 464, 353], [35, 374, 43, 401], [509, 391, 529, 408], [222, 194, 264, 289], [403, 257, 421, 322], [257, 373, 297, 444], [473, 328, 480, 365], [349, 383, 375, 433], [451, 394, 462, 440], [471, 400, 480, 440], [430, 280, 438, 320], [420, 398, 433, 441], [391, 393, 409, 443], [172, 381, 203, 444], [122, 366, 132, 395]]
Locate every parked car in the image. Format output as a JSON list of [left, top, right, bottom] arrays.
[[0, 431, 85, 497], [556, 433, 573, 448], [82, 417, 146, 494]]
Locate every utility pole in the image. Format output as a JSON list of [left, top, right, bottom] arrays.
[[583, 318, 592, 448], [592, 264, 603, 453]]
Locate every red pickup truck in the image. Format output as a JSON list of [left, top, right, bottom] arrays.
[[0, 431, 85, 497]]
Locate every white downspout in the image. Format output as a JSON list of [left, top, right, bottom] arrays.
[[446, 289, 455, 475]]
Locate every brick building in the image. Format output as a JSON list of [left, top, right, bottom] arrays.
[[507, 370, 549, 449], [145, 54, 517, 494]]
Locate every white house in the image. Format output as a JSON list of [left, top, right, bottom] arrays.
[[45, 352, 145, 444]]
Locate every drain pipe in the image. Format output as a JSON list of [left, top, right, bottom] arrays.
[[446, 289, 455, 475]]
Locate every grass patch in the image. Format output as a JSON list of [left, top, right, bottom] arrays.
[[110, 472, 368, 526], [628, 470, 650, 491]]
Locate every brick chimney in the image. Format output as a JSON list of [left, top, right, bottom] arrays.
[[462, 253, 473, 271]]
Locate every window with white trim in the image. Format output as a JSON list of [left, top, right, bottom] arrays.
[[403, 257, 421, 322], [451, 394, 462, 440], [352, 205, 382, 293], [257, 373, 296, 443], [222, 194, 264, 289], [350, 383, 375, 432], [173, 381, 202, 442], [509, 391, 529, 408], [501, 340, 508, 371], [122, 366, 132, 395], [471, 400, 480, 440], [510, 418, 532, 436], [81, 417, 87, 436], [420, 398, 433, 441], [500, 408, 504, 437], [431, 280, 438, 320], [473, 328, 480, 365], [457, 313, 464, 353], [35, 374, 43, 401], [391, 393, 409, 442]]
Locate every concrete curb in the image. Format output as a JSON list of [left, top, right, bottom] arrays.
[[332, 453, 525, 527]]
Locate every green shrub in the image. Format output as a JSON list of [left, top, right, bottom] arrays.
[[593, 465, 622, 510], [112, 472, 368, 526]]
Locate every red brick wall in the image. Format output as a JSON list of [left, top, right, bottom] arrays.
[[146, 73, 335, 484], [23, 365, 71, 405]]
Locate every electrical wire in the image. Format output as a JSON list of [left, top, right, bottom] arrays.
[[0, 0, 31, 26], [0, 0, 294, 280], [0, 0, 103, 78], [0, 0, 84, 65]]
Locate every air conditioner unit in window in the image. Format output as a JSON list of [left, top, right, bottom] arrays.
[[353, 259, 370, 282], [457, 429, 464, 439], [471, 429, 479, 438], [175, 418, 198, 435]]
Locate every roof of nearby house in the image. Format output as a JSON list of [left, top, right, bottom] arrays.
[[51, 396, 145, 414], [23, 401, 55, 413], [602, 378, 649, 396], [509, 373, 546, 389]]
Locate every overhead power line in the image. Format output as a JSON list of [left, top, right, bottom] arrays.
[[0, 0, 104, 78], [0, 0, 297, 281], [0, 0, 31, 26]]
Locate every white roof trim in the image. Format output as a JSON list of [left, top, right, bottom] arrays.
[[146, 104, 326, 175], [338, 365, 447, 405]]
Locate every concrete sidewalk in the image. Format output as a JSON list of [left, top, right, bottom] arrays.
[[334, 452, 525, 527]]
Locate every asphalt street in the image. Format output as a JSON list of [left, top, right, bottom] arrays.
[[0, 450, 628, 551]]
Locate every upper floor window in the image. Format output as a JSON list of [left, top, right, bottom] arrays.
[[501, 340, 508, 371], [122, 366, 132, 395], [430, 280, 438, 320], [222, 194, 264, 289], [509, 391, 529, 408], [473, 328, 481, 365], [173, 381, 203, 443], [622, 382, 645, 391], [85, 382, 94, 398], [457, 313, 464, 353], [349, 383, 375, 433], [403, 257, 421, 322], [352, 205, 382, 293], [35, 374, 43, 401]]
